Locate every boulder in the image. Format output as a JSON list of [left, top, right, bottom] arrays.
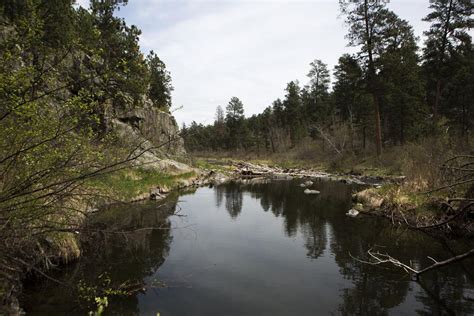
[[149, 188, 164, 200], [158, 185, 170, 194], [131, 193, 150, 202], [300, 180, 314, 187], [346, 209, 359, 217], [304, 189, 320, 195]]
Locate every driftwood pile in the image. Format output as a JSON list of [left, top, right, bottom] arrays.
[[235, 162, 274, 177], [232, 161, 388, 188]]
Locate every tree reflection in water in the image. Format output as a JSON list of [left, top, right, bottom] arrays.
[[223, 181, 243, 219], [215, 179, 474, 315]]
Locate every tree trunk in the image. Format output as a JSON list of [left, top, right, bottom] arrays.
[[362, 126, 366, 150], [349, 107, 355, 152], [373, 93, 382, 156], [434, 79, 442, 121], [400, 104, 405, 145], [461, 94, 470, 145], [363, 0, 382, 156], [269, 129, 276, 153], [432, 0, 452, 122]]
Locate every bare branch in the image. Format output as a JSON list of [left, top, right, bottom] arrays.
[[352, 248, 474, 280]]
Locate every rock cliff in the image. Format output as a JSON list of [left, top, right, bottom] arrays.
[[107, 100, 191, 173]]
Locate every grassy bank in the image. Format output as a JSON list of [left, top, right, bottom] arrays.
[[87, 168, 197, 202]]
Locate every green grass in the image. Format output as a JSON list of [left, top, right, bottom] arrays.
[[87, 168, 196, 200]]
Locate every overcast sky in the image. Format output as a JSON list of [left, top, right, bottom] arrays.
[[77, 0, 432, 126]]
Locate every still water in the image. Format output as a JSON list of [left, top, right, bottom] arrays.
[[23, 179, 474, 315]]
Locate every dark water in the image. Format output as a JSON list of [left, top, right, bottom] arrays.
[[23, 179, 474, 315]]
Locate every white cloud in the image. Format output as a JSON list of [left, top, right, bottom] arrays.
[[117, 0, 433, 126]]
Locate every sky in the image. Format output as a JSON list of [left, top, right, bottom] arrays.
[[76, 0, 433, 126]]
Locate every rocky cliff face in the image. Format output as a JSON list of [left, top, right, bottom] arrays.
[[106, 101, 191, 173], [108, 101, 186, 157]]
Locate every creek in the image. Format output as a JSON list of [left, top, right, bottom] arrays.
[[22, 179, 474, 315]]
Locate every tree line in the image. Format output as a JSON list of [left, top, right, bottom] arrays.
[[2, 0, 174, 119], [182, 0, 473, 156]]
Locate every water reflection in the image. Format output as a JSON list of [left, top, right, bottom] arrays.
[[23, 195, 178, 315], [23, 180, 474, 315], [222, 182, 243, 219], [214, 179, 474, 315], [216, 179, 351, 258]]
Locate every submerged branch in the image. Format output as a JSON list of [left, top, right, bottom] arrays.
[[351, 248, 474, 281]]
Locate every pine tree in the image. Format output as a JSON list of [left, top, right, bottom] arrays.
[[378, 16, 427, 144], [90, 0, 147, 107], [146, 51, 173, 109], [283, 81, 305, 147], [214, 105, 227, 150], [225, 97, 246, 149], [305, 59, 331, 126], [341, 0, 418, 155], [422, 0, 473, 120]]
